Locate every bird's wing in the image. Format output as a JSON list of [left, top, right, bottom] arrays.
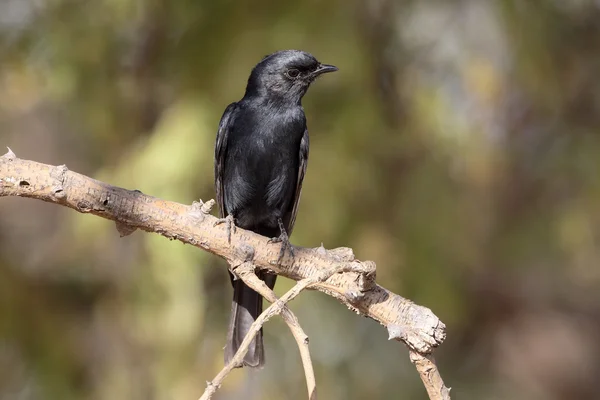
[[214, 102, 238, 218], [286, 128, 309, 235]]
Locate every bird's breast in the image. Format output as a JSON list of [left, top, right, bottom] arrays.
[[223, 110, 303, 228]]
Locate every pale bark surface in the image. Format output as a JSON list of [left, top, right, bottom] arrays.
[[1, 149, 450, 398]]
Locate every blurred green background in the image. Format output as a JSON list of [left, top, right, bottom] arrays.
[[2, 1, 600, 399]]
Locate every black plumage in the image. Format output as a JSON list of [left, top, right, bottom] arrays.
[[214, 50, 337, 368]]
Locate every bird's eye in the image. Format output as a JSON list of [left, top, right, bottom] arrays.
[[286, 68, 300, 79]]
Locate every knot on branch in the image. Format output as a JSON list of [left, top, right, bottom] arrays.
[[49, 164, 68, 200], [232, 244, 255, 265]]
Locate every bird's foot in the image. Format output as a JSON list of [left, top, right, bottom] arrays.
[[268, 220, 294, 264], [213, 214, 236, 244]]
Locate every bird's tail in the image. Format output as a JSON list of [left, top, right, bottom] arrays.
[[224, 271, 277, 368]]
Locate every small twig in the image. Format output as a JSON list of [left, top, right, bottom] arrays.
[[200, 266, 316, 400], [201, 263, 350, 400], [235, 264, 317, 398], [284, 310, 316, 400], [409, 351, 451, 400]]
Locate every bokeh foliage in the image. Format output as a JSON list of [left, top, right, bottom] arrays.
[[2, 1, 600, 399]]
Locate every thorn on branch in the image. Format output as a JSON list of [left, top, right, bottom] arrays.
[[201, 199, 215, 214], [2, 147, 16, 160], [191, 199, 216, 218], [205, 381, 219, 390], [317, 243, 327, 255], [115, 221, 138, 237], [189, 201, 208, 222]]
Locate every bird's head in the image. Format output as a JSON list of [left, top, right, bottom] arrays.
[[245, 50, 338, 103]]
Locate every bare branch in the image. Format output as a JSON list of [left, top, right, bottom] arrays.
[[410, 352, 451, 400], [0, 150, 450, 399]]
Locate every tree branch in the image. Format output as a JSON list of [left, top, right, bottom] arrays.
[[410, 352, 451, 400], [0, 149, 450, 398]]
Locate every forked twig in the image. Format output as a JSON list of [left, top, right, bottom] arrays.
[[200, 262, 356, 400]]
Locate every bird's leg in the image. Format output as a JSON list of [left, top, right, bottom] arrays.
[[213, 214, 236, 244], [267, 218, 295, 264]]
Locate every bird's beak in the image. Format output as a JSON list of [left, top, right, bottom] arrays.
[[313, 63, 338, 76]]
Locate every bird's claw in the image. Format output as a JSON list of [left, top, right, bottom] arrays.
[[214, 214, 236, 244], [268, 229, 295, 265]]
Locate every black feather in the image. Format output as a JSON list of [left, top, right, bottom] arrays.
[[214, 50, 336, 368]]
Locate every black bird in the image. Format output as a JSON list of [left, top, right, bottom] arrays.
[[214, 50, 337, 368]]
